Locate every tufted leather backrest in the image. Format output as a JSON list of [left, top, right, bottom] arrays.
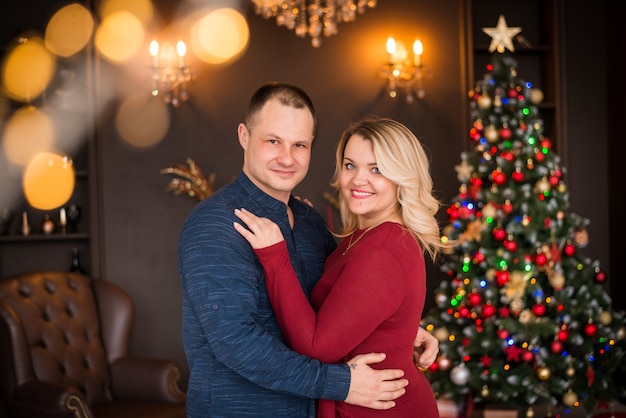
[[0, 271, 112, 404]]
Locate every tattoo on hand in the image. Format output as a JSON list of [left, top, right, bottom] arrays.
[[349, 363, 357, 370]]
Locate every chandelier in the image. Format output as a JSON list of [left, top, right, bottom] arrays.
[[149, 40, 193, 107], [251, 0, 377, 47]]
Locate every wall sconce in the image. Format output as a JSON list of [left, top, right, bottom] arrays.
[[379, 37, 427, 104], [149, 40, 193, 107]]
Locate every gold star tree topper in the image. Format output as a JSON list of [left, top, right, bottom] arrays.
[[482, 15, 522, 53]]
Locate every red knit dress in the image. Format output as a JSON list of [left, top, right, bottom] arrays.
[[254, 221, 439, 418]]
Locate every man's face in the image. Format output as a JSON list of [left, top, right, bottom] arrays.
[[239, 98, 314, 203]]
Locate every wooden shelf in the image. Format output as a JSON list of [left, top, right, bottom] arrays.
[[0, 233, 89, 243]]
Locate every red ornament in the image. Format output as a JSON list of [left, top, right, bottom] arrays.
[[447, 206, 460, 221], [473, 252, 486, 264], [481, 355, 492, 367], [505, 345, 524, 362], [535, 253, 548, 266], [492, 228, 506, 241], [497, 329, 509, 339], [551, 341, 563, 354], [595, 270, 607, 284], [503, 239, 518, 252], [532, 304, 546, 316], [522, 350, 535, 363], [467, 292, 482, 307], [458, 206, 472, 220], [499, 128, 512, 140], [564, 244, 576, 257], [495, 271, 510, 286], [512, 170, 524, 182], [502, 202, 513, 214], [470, 177, 483, 187], [549, 175, 560, 186], [482, 303, 496, 318], [557, 329, 569, 342], [584, 323, 597, 337], [458, 306, 470, 318], [541, 138, 552, 150], [491, 170, 507, 186], [535, 151, 545, 162], [470, 127, 482, 142], [500, 151, 514, 161]]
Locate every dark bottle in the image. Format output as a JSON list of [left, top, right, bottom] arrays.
[[69, 247, 85, 274]]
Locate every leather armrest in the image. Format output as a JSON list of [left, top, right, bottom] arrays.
[[12, 379, 91, 418], [110, 358, 186, 403]]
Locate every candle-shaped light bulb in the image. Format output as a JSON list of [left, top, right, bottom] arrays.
[[176, 40, 187, 67], [150, 40, 159, 67], [413, 39, 423, 67], [386, 37, 397, 63]]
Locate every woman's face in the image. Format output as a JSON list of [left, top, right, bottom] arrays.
[[339, 134, 399, 228]]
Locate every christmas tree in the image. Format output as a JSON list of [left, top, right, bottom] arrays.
[[422, 16, 626, 416]]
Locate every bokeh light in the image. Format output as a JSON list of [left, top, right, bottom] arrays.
[[99, 0, 154, 26], [1, 36, 56, 102], [2, 106, 54, 166], [23, 152, 75, 210], [116, 93, 170, 147], [95, 11, 145, 63], [190, 8, 249, 65], [45, 3, 95, 57]]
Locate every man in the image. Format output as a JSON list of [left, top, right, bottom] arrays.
[[178, 82, 437, 417]]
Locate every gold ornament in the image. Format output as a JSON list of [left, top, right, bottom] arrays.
[[599, 311, 612, 326], [477, 95, 492, 109], [458, 220, 483, 244], [535, 177, 551, 193], [537, 365, 551, 381], [563, 390, 578, 407], [482, 15, 522, 53], [485, 125, 499, 143], [481, 385, 489, 397], [566, 366, 575, 377], [548, 271, 565, 290], [526, 407, 535, 418], [161, 158, 215, 201], [518, 309, 536, 325], [433, 327, 450, 342], [530, 88, 544, 104], [501, 271, 531, 305], [482, 203, 497, 219], [455, 160, 475, 182]]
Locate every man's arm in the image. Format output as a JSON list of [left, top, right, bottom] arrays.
[[345, 353, 408, 409], [413, 326, 439, 369]]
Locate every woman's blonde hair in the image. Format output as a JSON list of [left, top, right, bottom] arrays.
[[331, 116, 449, 261]]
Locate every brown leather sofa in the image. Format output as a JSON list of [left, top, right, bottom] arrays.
[[0, 271, 186, 418]]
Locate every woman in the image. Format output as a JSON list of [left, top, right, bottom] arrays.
[[234, 116, 447, 417]]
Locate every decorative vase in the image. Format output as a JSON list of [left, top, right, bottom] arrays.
[[21, 211, 30, 236], [42, 214, 54, 235]]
